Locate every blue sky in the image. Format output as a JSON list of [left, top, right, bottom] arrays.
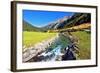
[[23, 10, 74, 27]]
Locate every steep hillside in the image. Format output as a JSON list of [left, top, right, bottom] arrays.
[[23, 20, 42, 31], [43, 13, 91, 30], [64, 13, 91, 28], [43, 17, 69, 30]]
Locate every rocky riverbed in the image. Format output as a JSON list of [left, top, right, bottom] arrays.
[[22, 33, 59, 62], [22, 32, 79, 62]]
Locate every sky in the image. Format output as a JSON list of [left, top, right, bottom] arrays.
[[23, 10, 74, 27]]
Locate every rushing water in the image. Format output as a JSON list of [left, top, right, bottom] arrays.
[[36, 33, 70, 62], [26, 33, 76, 62], [39, 45, 62, 61]]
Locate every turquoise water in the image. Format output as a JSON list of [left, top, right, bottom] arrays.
[[38, 33, 69, 61]]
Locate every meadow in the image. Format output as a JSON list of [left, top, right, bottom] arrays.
[[23, 31, 57, 47], [71, 31, 91, 59]]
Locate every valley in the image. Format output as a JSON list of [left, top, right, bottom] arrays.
[[22, 12, 91, 62]]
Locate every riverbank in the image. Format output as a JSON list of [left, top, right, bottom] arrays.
[[62, 30, 91, 59], [23, 30, 90, 62], [71, 31, 91, 59], [22, 33, 59, 62], [23, 31, 57, 48]]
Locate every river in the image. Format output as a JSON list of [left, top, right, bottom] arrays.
[[25, 33, 77, 62]]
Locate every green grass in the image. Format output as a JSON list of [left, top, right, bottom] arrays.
[[23, 31, 57, 47], [71, 31, 91, 59]]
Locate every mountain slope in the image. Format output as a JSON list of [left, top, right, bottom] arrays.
[[43, 13, 91, 30], [23, 20, 42, 31], [43, 17, 69, 30], [64, 13, 91, 28]]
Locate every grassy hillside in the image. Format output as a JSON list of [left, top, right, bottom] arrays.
[[23, 20, 42, 31], [69, 23, 90, 30], [71, 31, 91, 59], [43, 13, 91, 30], [64, 13, 91, 28], [23, 31, 57, 47]]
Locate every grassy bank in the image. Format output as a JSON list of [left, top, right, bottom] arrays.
[[71, 31, 91, 59], [23, 31, 57, 47]]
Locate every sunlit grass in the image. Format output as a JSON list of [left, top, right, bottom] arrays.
[[72, 31, 91, 59], [23, 31, 57, 47]]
